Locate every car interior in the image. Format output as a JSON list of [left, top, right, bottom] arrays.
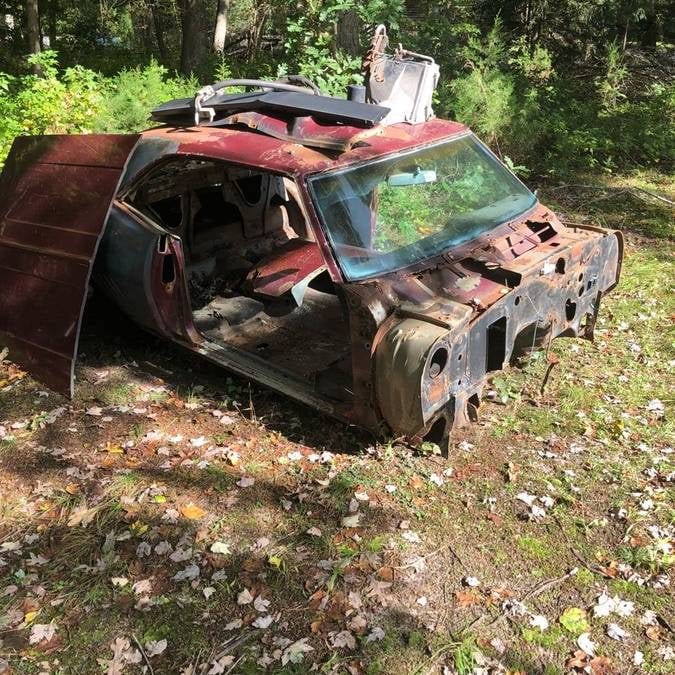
[[126, 158, 353, 402]]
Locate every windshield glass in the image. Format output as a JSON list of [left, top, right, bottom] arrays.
[[308, 134, 537, 280]]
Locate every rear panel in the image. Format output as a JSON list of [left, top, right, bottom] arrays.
[[0, 134, 140, 395]]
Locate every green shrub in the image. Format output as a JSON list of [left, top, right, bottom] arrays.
[[97, 59, 197, 133], [450, 21, 515, 147], [0, 53, 199, 168], [0, 51, 104, 167]]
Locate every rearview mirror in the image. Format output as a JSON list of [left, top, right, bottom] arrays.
[[387, 169, 437, 187]]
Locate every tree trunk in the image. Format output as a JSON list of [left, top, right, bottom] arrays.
[[336, 9, 360, 56], [149, 0, 168, 62], [25, 0, 41, 73], [213, 0, 229, 53], [180, 0, 205, 75], [642, 1, 661, 48], [47, 0, 57, 48]]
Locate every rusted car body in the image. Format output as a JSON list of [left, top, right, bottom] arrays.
[[0, 43, 623, 446]]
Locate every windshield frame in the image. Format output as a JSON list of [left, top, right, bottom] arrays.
[[306, 132, 539, 282]]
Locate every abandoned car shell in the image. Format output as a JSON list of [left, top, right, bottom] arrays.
[[0, 112, 623, 445]]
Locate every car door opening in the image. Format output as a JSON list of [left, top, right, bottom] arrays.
[[124, 158, 354, 403]]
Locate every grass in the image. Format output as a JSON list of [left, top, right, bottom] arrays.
[[517, 535, 554, 561], [0, 171, 672, 673]]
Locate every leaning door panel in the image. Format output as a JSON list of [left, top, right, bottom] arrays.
[[0, 134, 140, 396]]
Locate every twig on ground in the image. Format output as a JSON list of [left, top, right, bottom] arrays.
[[462, 567, 578, 634], [394, 541, 468, 572], [552, 514, 609, 576], [224, 655, 245, 674], [656, 613, 675, 635], [132, 633, 155, 675], [521, 567, 578, 602]]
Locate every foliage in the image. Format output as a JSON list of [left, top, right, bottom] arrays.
[[596, 42, 628, 111], [295, 46, 362, 97], [0, 1, 672, 176], [0, 53, 199, 167], [0, 51, 104, 167], [97, 60, 197, 133], [450, 21, 515, 148]]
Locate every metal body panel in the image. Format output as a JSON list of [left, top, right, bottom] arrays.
[[150, 90, 390, 128], [0, 134, 140, 395], [370, 206, 623, 439], [140, 117, 468, 176], [246, 240, 324, 300], [94, 203, 200, 343], [0, 120, 624, 448]]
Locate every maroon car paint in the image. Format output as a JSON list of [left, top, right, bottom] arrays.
[[0, 118, 622, 446], [0, 134, 140, 396]]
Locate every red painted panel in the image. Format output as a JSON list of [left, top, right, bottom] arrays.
[[142, 117, 468, 177], [0, 134, 140, 396], [247, 239, 324, 298]]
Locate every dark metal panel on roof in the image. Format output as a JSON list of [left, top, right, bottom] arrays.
[[151, 91, 390, 127], [0, 134, 140, 396]]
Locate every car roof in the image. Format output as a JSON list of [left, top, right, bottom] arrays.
[[140, 115, 469, 177]]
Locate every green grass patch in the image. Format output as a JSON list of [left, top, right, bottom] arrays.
[[516, 536, 554, 561]]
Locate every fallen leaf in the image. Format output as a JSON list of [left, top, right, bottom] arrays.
[[576, 632, 596, 656], [376, 566, 394, 582], [145, 639, 167, 657], [210, 541, 231, 555], [29, 622, 57, 645], [455, 590, 481, 607], [132, 579, 152, 595], [180, 503, 206, 520], [281, 637, 314, 665], [589, 656, 614, 675], [560, 607, 590, 635], [330, 630, 356, 649], [530, 614, 549, 631], [237, 588, 253, 605], [645, 625, 662, 640], [455, 275, 481, 291], [341, 514, 361, 528], [172, 564, 200, 581], [252, 614, 274, 629], [566, 649, 590, 670], [254, 595, 270, 612], [67, 504, 99, 528], [606, 623, 628, 641]]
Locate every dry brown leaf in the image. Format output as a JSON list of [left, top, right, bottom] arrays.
[[589, 656, 615, 675], [180, 503, 206, 520], [486, 512, 503, 525], [65, 483, 80, 495], [308, 590, 326, 610], [100, 455, 118, 469], [455, 590, 481, 607], [645, 625, 662, 641], [488, 587, 514, 602], [410, 474, 424, 490], [566, 649, 590, 670], [376, 566, 394, 582]]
